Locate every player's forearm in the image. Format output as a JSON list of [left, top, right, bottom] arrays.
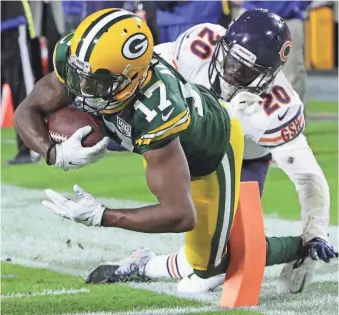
[[272, 135, 330, 242], [102, 204, 196, 233], [14, 73, 71, 162], [14, 106, 54, 159], [286, 157, 329, 243], [297, 171, 330, 242]]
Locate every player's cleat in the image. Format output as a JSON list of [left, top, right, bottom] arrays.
[[177, 273, 225, 293], [85, 263, 121, 284], [86, 248, 156, 284], [276, 258, 316, 294]]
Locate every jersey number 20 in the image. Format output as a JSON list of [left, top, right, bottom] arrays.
[[190, 27, 221, 60], [260, 85, 291, 116]]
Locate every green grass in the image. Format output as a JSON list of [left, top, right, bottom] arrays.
[[1, 263, 259, 315], [1, 118, 338, 224], [1, 263, 199, 315], [307, 100, 338, 114]]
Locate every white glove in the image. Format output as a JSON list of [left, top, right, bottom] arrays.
[[224, 91, 269, 143], [42, 185, 106, 226], [54, 126, 110, 171], [230, 91, 263, 115]]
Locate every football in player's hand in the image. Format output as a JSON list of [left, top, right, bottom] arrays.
[[47, 106, 107, 147]]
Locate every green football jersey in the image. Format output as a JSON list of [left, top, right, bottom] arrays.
[[53, 34, 232, 177]]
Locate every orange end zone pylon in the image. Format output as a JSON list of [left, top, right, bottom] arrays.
[[220, 181, 266, 308], [1, 83, 14, 128]]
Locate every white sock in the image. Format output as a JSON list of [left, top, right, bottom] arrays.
[[144, 246, 193, 280]]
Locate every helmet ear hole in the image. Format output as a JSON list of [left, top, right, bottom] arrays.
[[95, 69, 111, 75]]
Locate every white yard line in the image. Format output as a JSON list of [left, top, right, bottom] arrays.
[[1, 139, 16, 144], [1, 288, 89, 298], [0, 274, 18, 279], [59, 309, 302, 315], [1, 257, 85, 277], [59, 306, 221, 315], [1, 185, 338, 315]]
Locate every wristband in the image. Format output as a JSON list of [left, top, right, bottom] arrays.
[[46, 143, 56, 166]]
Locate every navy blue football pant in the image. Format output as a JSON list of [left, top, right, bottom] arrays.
[[240, 155, 271, 196]]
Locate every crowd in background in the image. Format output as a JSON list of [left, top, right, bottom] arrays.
[[1, 0, 338, 165]]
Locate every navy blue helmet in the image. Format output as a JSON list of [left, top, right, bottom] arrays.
[[208, 8, 292, 100]]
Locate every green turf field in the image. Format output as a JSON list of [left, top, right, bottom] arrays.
[[1, 263, 260, 315], [1, 99, 338, 315], [307, 100, 338, 114]]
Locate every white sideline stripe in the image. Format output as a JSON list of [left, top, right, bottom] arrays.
[[1, 139, 16, 144], [1, 257, 85, 277], [0, 274, 18, 279], [60, 306, 220, 315], [1, 288, 89, 298]]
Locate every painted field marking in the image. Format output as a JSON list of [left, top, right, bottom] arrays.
[[1, 257, 85, 277], [59, 306, 221, 315], [0, 274, 18, 279], [1, 288, 89, 298]]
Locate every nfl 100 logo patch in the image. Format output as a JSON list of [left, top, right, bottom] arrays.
[[117, 116, 132, 137]]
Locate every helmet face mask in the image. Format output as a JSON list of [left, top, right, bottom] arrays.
[[209, 38, 277, 101], [64, 55, 131, 112], [221, 41, 260, 86], [208, 9, 291, 101]]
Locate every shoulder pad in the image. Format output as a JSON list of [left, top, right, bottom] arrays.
[[173, 23, 226, 64]]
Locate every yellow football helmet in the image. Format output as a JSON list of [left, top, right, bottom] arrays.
[[65, 8, 154, 112]]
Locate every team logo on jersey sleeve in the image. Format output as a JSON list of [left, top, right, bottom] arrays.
[[122, 33, 149, 60], [279, 41, 292, 62]]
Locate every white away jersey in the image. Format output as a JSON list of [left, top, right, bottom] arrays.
[[154, 23, 305, 160]]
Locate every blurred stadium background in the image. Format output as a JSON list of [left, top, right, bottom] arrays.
[[1, 1, 338, 315]]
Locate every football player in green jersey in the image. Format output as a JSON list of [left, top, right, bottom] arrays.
[[14, 9, 306, 288]]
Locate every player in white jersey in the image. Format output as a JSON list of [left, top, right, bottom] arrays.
[[86, 9, 337, 293], [156, 24, 304, 158]]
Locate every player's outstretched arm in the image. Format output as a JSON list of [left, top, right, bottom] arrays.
[[42, 137, 196, 233], [271, 134, 337, 263], [14, 72, 71, 161], [102, 137, 197, 232]]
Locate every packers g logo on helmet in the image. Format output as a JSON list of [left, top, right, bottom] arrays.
[[64, 8, 154, 113], [122, 33, 149, 60]]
